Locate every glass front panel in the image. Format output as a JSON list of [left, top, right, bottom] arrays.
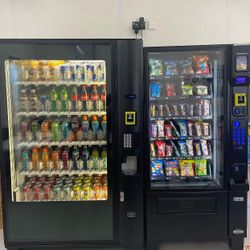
[[5, 60, 108, 201], [148, 50, 225, 188]]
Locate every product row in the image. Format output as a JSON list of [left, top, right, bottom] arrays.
[[18, 115, 107, 142], [19, 146, 107, 172], [18, 85, 106, 112], [150, 82, 211, 98], [16, 60, 106, 82], [151, 120, 211, 139], [150, 139, 211, 158], [21, 174, 108, 201], [150, 100, 212, 118], [151, 159, 209, 179], [149, 55, 211, 77]]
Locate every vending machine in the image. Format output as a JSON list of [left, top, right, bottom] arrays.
[[144, 45, 249, 250], [0, 39, 144, 250]]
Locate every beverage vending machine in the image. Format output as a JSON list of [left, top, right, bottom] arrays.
[[0, 39, 144, 250], [144, 45, 249, 250]]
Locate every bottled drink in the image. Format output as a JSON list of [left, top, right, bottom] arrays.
[[76, 64, 85, 82], [40, 95, 48, 111], [19, 88, 28, 111], [51, 121, 60, 142], [86, 64, 94, 82], [60, 87, 68, 111], [71, 87, 78, 111], [71, 116, 79, 140], [81, 115, 89, 136], [96, 62, 105, 82], [41, 121, 49, 140], [100, 84, 106, 111], [20, 121, 28, 141], [91, 115, 99, 139], [50, 87, 58, 111], [30, 88, 38, 111], [91, 147, 99, 170], [90, 85, 99, 111], [28, 60, 39, 81], [21, 150, 29, 171], [41, 147, 49, 170], [80, 85, 89, 111], [48, 61, 61, 81], [18, 60, 29, 81], [38, 60, 48, 81], [61, 121, 69, 141], [72, 146, 79, 170], [101, 115, 107, 137], [31, 120, 39, 141], [61, 148, 69, 170], [51, 149, 60, 171], [82, 146, 89, 170], [101, 147, 107, 170], [31, 147, 39, 170]]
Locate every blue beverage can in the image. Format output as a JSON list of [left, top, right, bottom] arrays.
[[61, 121, 69, 140]]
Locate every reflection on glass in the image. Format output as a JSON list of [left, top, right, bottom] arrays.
[[5, 60, 108, 202], [148, 51, 224, 188]]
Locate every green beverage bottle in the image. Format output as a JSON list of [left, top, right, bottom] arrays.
[[61, 87, 68, 111], [50, 87, 58, 111]]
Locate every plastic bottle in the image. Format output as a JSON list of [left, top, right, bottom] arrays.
[[101, 147, 107, 170], [61, 87, 68, 111], [72, 146, 79, 170], [61, 148, 69, 170], [91, 147, 99, 170], [31, 147, 39, 170], [90, 85, 99, 111], [82, 115, 89, 136], [91, 115, 99, 139], [41, 147, 49, 170], [30, 88, 38, 111], [71, 87, 78, 111], [21, 150, 29, 171], [80, 85, 89, 111], [100, 84, 106, 111], [19, 88, 29, 111], [50, 87, 58, 111], [51, 149, 60, 171], [82, 146, 89, 170], [101, 115, 107, 137]]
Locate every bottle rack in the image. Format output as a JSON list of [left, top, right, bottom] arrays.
[[17, 111, 106, 117], [17, 81, 106, 86]]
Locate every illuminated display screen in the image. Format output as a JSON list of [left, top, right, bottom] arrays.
[[236, 54, 248, 71], [234, 76, 248, 84]]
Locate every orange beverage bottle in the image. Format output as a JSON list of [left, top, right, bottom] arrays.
[[31, 147, 39, 170], [51, 149, 60, 171], [41, 147, 49, 170]]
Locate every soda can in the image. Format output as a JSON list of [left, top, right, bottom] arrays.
[[41, 121, 49, 140], [51, 121, 60, 141], [151, 122, 158, 138], [150, 105, 156, 117], [61, 121, 69, 140], [157, 105, 164, 117]]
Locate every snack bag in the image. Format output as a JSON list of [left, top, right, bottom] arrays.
[[172, 104, 179, 116], [193, 141, 202, 156], [179, 160, 195, 176], [186, 140, 194, 156], [165, 123, 173, 139], [201, 100, 211, 116], [169, 121, 180, 137], [179, 59, 195, 75], [156, 120, 164, 138], [150, 142, 156, 157], [149, 59, 163, 76], [151, 82, 161, 98], [194, 159, 207, 176], [157, 104, 164, 117], [189, 104, 194, 116], [151, 122, 158, 138], [166, 83, 176, 97], [200, 140, 209, 156], [181, 85, 193, 96], [165, 142, 173, 157], [178, 140, 187, 157], [164, 60, 178, 76], [165, 104, 172, 116], [178, 120, 187, 138], [192, 55, 210, 75], [164, 160, 180, 176], [151, 160, 164, 179], [202, 122, 210, 137], [155, 140, 166, 157], [180, 103, 187, 116], [170, 140, 180, 157], [194, 122, 202, 137], [194, 85, 208, 96], [187, 121, 193, 137]]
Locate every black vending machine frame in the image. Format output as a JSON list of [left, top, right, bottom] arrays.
[[0, 39, 144, 250], [143, 44, 248, 250]]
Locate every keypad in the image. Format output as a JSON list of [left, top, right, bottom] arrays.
[[233, 121, 246, 146], [123, 133, 132, 148]]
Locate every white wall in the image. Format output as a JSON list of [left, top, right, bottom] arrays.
[[0, 0, 250, 46]]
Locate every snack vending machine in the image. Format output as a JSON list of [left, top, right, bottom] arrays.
[[144, 45, 249, 250], [0, 39, 144, 250]]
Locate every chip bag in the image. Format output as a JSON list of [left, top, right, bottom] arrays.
[[194, 159, 207, 176], [179, 160, 195, 176], [164, 160, 180, 176], [149, 59, 163, 76], [179, 59, 195, 75], [164, 60, 178, 76], [181, 85, 193, 96], [192, 55, 210, 75], [151, 82, 161, 98], [151, 160, 164, 179]]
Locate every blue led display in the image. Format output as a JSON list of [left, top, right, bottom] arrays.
[[234, 76, 248, 84]]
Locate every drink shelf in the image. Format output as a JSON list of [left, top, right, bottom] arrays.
[[150, 136, 212, 141], [16, 140, 107, 148], [19, 169, 107, 176], [151, 156, 212, 160], [151, 175, 212, 182], [17, 111, 106, 117], [150, 116, 213, 121], [149, 74, 213, 81], [150, 95, 213, 101], [17, 81, 106, 86]]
